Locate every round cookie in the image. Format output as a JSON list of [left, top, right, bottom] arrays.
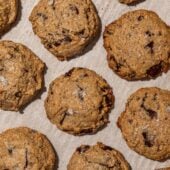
[[67, 142, 131, 170], [45, 67, 114, 135], [119, 0, 141, 4], [104, 10, 170, 80], [0, 40, 45, 111], [0, 127, 56, 169], [0, 0, 18, 35], [29, 0, 100, 61], [117, 87, 170, 160]]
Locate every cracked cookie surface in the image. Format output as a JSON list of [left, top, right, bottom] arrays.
[[0, 127, 56, 170], [118, 87, 170, 160], [67, 142, 131, 170], [45, 67, 114, 135], [0, 41, 45, 111], [29, 0, 100, 61], [104, 10, 170, 80], [0, 0, 18, 34]]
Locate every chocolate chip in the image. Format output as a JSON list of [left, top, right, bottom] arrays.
[[64, 68, 75, 77], [142, 131, 154, 147], [106, 30, 113, 35], [137, 15, 144, 21], [77, 145, 90, 153], [63, 36, 72, 43], [102, 145, 113, 151], [37, 13, 48, 20], [80, 128, 93, 134], [24, 149, 28, 169], [158, 31, 162, 36], [77, 86, 85, 101], [141, 103, 157, 119], [46, 43, 52, 48], [15, 91, 22, 98], [146, 63, 162, 77], [145, 41, 154, 54], [146, 109, 157, 119], [128, 119, 133, 124], [104, 95, 113, 107], [75, 29, 86, 38], [69, 4, 79, 14], [145, 31, 152, 37], [8, 148, 13, 154], [54, 41, 61, 47], [0, 66, 3, 71], [168, 52, 170, 59]]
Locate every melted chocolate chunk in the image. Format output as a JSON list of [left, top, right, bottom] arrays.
[[145, 41, 154, 54], [142, 131, 154, 147], [146, 63, 162, 77]]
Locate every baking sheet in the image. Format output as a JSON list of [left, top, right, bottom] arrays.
[[0, 0, 170, 169]]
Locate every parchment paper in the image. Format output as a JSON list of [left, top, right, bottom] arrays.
[[0, 0, 170, 169]]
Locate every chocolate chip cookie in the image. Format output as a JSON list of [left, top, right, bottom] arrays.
[[118, 87, 170, 160], [67, 142, 131, 170], [119, 0, 141, 4], [104, 10, 170, 80], [45, 67, 114, 135], [0, 0, 18, 35], [0, 40, 45, 111], [0, 127, 56, 169], [29, 0, 100, 61]]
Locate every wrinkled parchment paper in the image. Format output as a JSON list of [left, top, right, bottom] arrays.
[[0, 0, 170, 169]]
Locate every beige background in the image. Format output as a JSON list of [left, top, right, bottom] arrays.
[[0, 0, 170, 169]]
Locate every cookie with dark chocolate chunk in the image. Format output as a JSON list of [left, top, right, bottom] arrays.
[[104, 10, 170, 80], [118, 87, 170, 160], [0, 0, 18, 35], [67, 142, 131, 170], [0, 40, 45, 111], [29, 0, 100, 61], [0, 127, 56, 169], [45, 67, 114, 135]]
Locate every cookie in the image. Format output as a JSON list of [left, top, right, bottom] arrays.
[[45, 67, 114, 135], [29, 0, 100, 61], [0, 127, 56, 169], [104, 10, 170, 80], [0, 40, 45, 111], [0, 0, 18, 35], [118, 87, 170, 160], [67, 142, 131, 170], [119, 0, 140, 4]]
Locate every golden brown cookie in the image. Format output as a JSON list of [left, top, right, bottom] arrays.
[[104, 10, 170, 80], [118, 87, 170, 160], [0, 40, 45, 111], [0, 127, 56, 169], [45, 67, 114, 135], [29, 0, 100, 61], [0, 0, 18, 35], [67, 142, 131, 170]]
